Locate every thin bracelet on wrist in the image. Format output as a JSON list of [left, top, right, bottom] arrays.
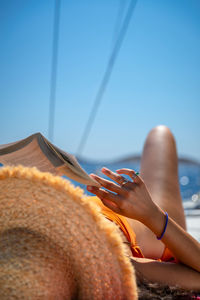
[[157, 211, 168, 240]]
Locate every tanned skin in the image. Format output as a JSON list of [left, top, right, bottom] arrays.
[[87, 126, 200, 290]]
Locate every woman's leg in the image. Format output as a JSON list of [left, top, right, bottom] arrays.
[[128, 125, 186, 259]]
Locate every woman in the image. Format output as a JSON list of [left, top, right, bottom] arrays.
[[86, 125, 200, 291]]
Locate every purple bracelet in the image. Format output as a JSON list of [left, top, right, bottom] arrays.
[[157, 212, 168, 240]]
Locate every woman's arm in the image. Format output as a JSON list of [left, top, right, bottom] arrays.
[[87, 168, 200, 274], [143, 204, 200, 273], [130, 257, 200, 290]]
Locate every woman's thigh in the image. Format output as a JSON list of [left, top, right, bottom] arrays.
[[129, 125, 186, 259]]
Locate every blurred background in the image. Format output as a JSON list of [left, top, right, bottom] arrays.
[[0, 0, 200, 238]]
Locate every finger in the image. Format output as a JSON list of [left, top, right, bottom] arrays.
[[116, 169, 142, 184], [101, 167, 128, 185], [86, 185, 122, 214], [121, 181, 137, 190], [90, 174, 127, 196]]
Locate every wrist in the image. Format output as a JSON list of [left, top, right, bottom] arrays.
[[157, 212, 168, 240], [142, 204, 166, 237]]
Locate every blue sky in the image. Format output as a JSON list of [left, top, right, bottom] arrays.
[[0, 0, 200, 162]]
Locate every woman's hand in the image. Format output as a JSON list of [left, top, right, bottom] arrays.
[[87, 168, 200, 275], [87, 167, 161, 224]]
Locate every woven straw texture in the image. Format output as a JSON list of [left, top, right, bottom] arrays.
[[0, 165, 138, 300]]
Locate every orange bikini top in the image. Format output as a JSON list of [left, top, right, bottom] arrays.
[[85, 196, 144, 258], [86, 196, 177, 263]]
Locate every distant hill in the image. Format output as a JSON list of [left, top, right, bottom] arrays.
[[78, 155, 200, 166], [115, 155, 200, 165], [178, 157, 200, 165]]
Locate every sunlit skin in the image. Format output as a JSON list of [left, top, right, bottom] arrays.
[[87, 126, 200, 290], [88, 168, 159, 224]]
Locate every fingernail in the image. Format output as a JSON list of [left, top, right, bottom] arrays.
[[90, 173, 98, 179], [102, 167, 108, 172], [135, 172, 140, 176]]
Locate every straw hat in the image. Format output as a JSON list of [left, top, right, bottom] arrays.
[[0, 165, 138, 299]]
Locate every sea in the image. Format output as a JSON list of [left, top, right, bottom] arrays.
[[75, 159, 200, 242]]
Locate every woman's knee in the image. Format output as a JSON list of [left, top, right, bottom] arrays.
[[146, 125, 176, 145]]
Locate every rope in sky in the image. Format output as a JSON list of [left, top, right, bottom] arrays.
[[48, 0, 61, 142], [111, 0, 128, 48], [76, 0, 138, 157]]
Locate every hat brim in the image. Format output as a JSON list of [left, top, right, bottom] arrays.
[[0, 165, 137, 299]]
